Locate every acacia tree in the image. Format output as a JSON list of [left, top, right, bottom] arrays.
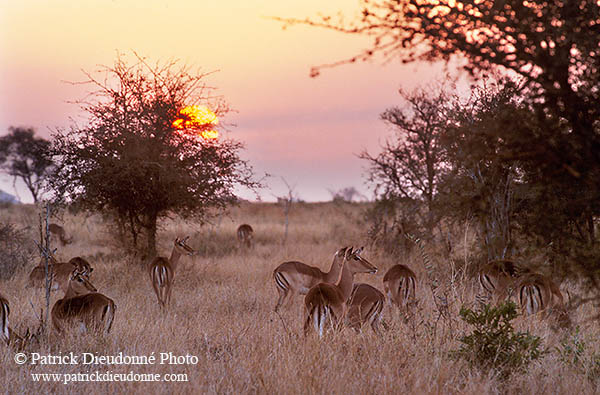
[[0, 127, 53, 203], [361, 84, 450, 233], [50, 55, 257, 258]]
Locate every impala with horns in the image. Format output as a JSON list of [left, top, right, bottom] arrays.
[[52, 270, 116, 335], [383, 264, 417, 316], [48, 223, 73, 245], [304, 247, 378, 338], [273, 247, 348, 312], [29, 256, 93, 292], [346, 283, 385, 334], [237, 224, 254, 249], [478, 259, 522, 304], [148, 236, 196, 308]]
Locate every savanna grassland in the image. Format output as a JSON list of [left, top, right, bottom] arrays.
[[1, 202, 600, 394]]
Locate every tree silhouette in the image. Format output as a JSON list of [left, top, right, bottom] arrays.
[[0, 127, 53, 203], [50, 54, 257, 258], [361, 83, 450, 233]]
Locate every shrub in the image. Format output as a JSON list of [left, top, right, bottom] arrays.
[[452, 301, 545, 380], [0, 223, 35, 279], [557, 327, 600, 384]]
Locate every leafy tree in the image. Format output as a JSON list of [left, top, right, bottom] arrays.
[[438, 78, 531, 260], [361, 83, 450, 233], [0, 127, 53, 203], [50, 55, 257, 258]]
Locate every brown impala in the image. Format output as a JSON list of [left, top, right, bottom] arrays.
[[304, 247, 378, 338], [148, 237, 196, 308], [383, 264, 417, 316], [29, 256, 93, 292], [51, 270, 116, 335], [237, 224, 254, 249], [346, 283, 385, 334], [272, 247, 350, 312], [478, 259, 521, 304]]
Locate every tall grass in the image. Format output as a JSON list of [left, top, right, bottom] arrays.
[[1, 202, 599, 394]]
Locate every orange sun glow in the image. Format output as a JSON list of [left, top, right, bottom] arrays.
[[172, 105, 219, 140]]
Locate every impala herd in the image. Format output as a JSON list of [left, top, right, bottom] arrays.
[[0, 222, 571, 347]]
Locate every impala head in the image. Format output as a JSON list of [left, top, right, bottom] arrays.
[[175, 236, 196, 256], [68, 270, 98, 295], [344, 246, 377, 274], [68, 257, 93, 276]]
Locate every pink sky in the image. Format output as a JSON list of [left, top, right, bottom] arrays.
[[0, 0, 446, 203]]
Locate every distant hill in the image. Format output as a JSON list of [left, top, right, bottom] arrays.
[[0, 189, 20, 204]]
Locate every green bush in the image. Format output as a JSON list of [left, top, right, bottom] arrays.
[[557, 327, 600, 384], [452, 301, 545, 380]]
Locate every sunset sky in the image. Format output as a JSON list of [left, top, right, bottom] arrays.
[[0, 0, 448, 203]]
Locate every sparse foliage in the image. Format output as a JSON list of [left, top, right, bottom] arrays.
[[361, 83, 450, 233], [328, 186, 363, 203], [0, 127, 53, 203], [0, 223, 35, 279], [364, 197, 418, 256]]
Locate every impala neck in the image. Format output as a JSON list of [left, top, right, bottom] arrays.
[[64, 286, 78, 299], [64, 283, 90, 299], [169, 247, 183, 272], [323, 256, 343, 283], [336, 263, 355, 302]]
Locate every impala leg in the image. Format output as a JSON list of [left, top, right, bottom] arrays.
[[274, 290, 286, 312], [370, 301, 383, 335], [303, 306, 312, 337], [166, 280, 173, 307]]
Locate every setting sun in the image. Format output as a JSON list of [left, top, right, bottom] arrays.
[[172, 105, 219, 140]]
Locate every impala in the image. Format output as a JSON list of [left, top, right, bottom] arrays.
[[518, 272, 565, 316], [346, 283, 385, 334], [148, 236, 196, 308], [52, 270, 116, 334], [383, 264, 417, 315], [1, 293, 31, 349], [49, 223, 73, 245], [237, 224, 254, 249], [478, 259, 521, 304], [303, 247, 378, 338], [1, 293, 8, 345], [273, 246, 347, 312], [29, 256, 93, 292]]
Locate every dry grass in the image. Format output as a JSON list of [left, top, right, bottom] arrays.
[[1, 201, 600, 394]]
